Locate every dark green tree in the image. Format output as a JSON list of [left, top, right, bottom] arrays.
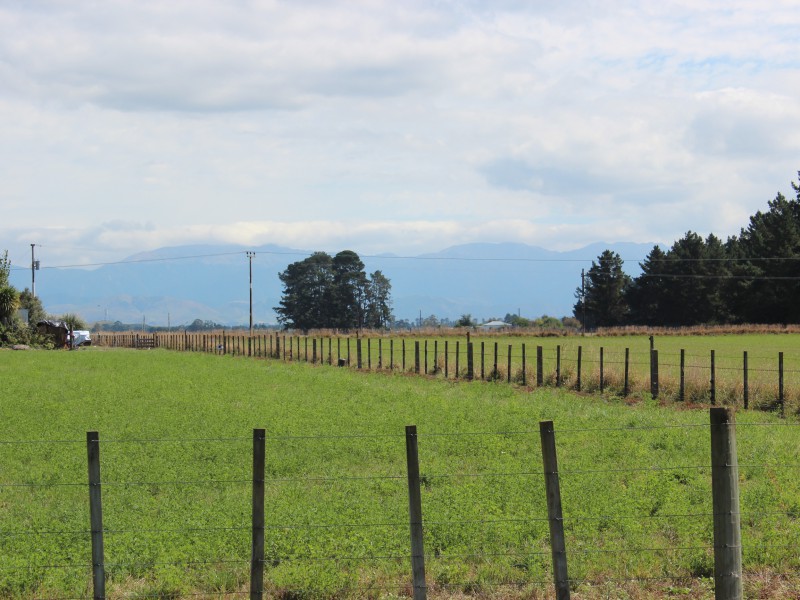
[[275, 251, 392, 332], [18, 288, 46, 325], [573, 250, 631, 328], [730, 174, 800, 323], [275, 252, 335, 331], [0, 251, 19, 326], [332, 250, 368, 330], [625, 245, 669, 325], [364, 270, 393, 329]]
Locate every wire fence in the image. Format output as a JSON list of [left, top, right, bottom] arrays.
[[2, 409, 799, 599], [94, 331, 800, 414]]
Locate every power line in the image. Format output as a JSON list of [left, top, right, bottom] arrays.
[[9, 247, 800, 272]]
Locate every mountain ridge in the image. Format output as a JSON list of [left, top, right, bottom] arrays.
[[9, 241, 656, 326]]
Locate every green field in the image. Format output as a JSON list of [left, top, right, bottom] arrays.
[[2, 346, 800, 599]]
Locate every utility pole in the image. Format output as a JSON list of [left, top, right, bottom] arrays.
[[31, 244, 39, 297], [581, 268, 586, 336], [247, 251, 255, 335]]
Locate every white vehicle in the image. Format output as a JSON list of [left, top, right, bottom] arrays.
[[69, 330, 92, 347]]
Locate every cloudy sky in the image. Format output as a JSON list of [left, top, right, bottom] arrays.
[[2, 0, 799, 270]]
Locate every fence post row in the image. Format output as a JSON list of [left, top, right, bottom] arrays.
[[405, 425, 428, 600], [539, 421, 570, 600], [709, 408, 743, 600], [86, 431, 105, 600]]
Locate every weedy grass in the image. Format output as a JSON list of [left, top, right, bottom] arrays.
[[1, 347, 800, 599]]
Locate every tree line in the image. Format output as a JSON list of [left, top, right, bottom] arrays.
[[575, 173, 800, 327], [275, 250, 392, 332]]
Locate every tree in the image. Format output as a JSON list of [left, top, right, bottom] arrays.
[[332, 251, 368, 330], [60, 313, 88, 331], [274, 250, 392, 332], [18, 288, 46, 325], [364, 270, 393, 329], [573, 250, 631, 328], [0, 251, 19, 326], [275, 252, 335, 331], [455, 314, 474, 327], [729, 174, 800, 323], [625, 245, 669, 326]]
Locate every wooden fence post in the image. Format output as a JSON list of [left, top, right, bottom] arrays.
[[455, 341, 460, 379], [415, 341, 420, 374], [537, 346, 543, 387], [467, 342, 474, 380], [576, 346, 582, 392], [521, 344, 526, 386], [347, 338, 351, 366], [378, 339, 382, 370], [357, 338, 363, 369], [779, 352, 785, 417], [711, 350, 716, 405], [556, 345, 561, 387], [444, 341, 448, 378], [481, 342, 485, 380], [540, 421, 570, 600], [402, 339, 406, 371], [250, 429, 266, 600], [405, 425, 428, 600], [86, 431, 105, 600], [680, 349, 685, 402], [599, 347, 604, 393], [651, 350, 659, 399], [390, 339, 394, 370], [742, 351, 748, 409], [709, 407, 743, 600], [424, 340, 428, 375], [507, 344, 512, 384], [312, 338, 317, 364], [624, 348, 630, 397]]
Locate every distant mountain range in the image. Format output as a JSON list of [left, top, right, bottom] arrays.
[[9, 242, 655, 326]]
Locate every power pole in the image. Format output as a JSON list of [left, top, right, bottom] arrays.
[[581, 268, 586, 336], [31, 244, 39, 297], [247, 251, 255, 335]]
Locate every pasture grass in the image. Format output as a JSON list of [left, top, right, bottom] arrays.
[[1, 347, 800, 599]]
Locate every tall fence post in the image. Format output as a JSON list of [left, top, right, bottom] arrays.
[[779, 352, 785, 417], [507, 344, 512, 384], [742, 351, 748, 410], [405, 425, 428, 600], [86, 431, 105, 600], [537, 346, 543, 387], [624, 348, 629, 397], [680, 349, 685, 402], [651, 350, 659, 399], [414, 341, 420, 374], [539, 421, 570, 600], [250, 428, 266, 600], [709, 407, 743, 600], [556, 345, 562, 387], [481, 341, 485, 380], [357, 338, 363, 369], [711, 350, 716, 405], [576, 346, 582, 392], [521, 343, 526, 386], [599, 347, 604, 393], [467, 342, 474, 380]]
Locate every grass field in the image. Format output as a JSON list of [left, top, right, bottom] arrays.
[[2, 346, 800, 599]]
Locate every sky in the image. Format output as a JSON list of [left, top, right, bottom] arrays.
[[2, 0, 800, 271]]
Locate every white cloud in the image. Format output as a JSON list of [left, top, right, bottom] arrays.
[[0, 0, 798, 269]]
